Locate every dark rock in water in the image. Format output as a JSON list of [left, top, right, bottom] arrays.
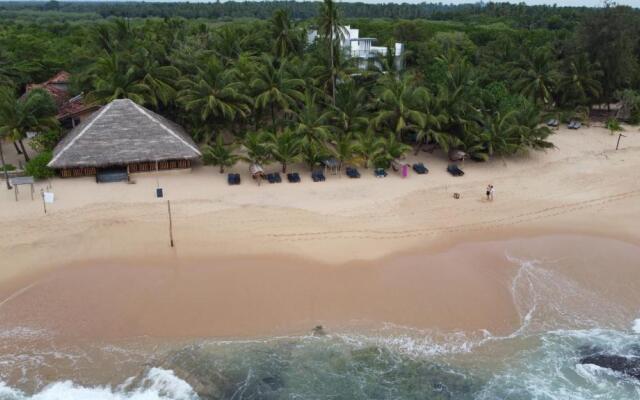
[[580, 354, 640, 380], [312, 325, 326, 336]]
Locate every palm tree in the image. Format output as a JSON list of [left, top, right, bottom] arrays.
[[512, 104, 554, 151], [511, 48, 559, 107], [375, 133, 412, 167], [301, 140, 328, 171], [317, 0, 347, 105], [271, 9, 299, 59], [242, 130, 272, 165], [294, 92, 333, 145], [373, 74, 428, 139], [133, 47, 181, 109], [329, 132, 356, 170], [178, 58, 252, 140], [251, 55, 304, 133], [0, 88, 58, 163], [558, 54, 603, 108], [353, 128, 384, 169], [330, 80, 369, 137], [266, 128, 303, 173], [87, 53, 153, 105], [202, 135, 240, 173]]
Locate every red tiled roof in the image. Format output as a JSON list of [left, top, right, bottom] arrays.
[[46, 71, 71, 85], [25, 71, 94, 121], [26, 83, 69, 107], [57, 97, 97, 120]]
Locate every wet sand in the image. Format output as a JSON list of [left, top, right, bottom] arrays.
[[0, 242, 518, 341], [1, 235, 639, 344]]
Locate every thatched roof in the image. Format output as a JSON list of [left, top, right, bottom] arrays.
[[48, 99, 201, 169]]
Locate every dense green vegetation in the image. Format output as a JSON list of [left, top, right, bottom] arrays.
[[0, 1, 639, 177]]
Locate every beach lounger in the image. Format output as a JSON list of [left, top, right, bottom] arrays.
[[287, 172, 301, 183], [547, 119, 559, 127], [412, 163, 428, 175], [346, 167, 360, 178], [447, 164, 464, 177], [374, 168, 387, 178], [568, 120, 582, 130], [312, 171, 326, 182], [227, 173, 241, 185]]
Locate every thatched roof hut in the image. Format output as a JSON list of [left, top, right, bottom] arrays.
[[48, 99, 201, 173]]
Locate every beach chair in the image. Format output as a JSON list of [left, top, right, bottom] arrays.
[[447, 164, 464, 177], [546, 119, 559, 127], [346, 167, 360, 178], [273, 172, 282, 183], [374, 168, 388, 178], [227, 173, 240, 185], [287, 172, 301, 183], [266, 173, 275, 184], [412, 163, 428, 175], [312, 171, 326, 182]]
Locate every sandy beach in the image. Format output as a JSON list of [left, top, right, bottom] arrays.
[[0, 124, 639, 340]]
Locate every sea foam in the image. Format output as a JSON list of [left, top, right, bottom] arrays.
[[0, 368, 197, 400], [633, 319, 640, 334]]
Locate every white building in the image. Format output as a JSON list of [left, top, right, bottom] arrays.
[[307, 25, 404, 71]]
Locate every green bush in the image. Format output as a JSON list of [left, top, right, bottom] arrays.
[[1, 163, 16, 171], [24, 151, 54, 179], [30, 130, 62, 152]]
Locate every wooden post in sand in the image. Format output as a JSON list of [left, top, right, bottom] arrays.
[[616, 133, 626, 150], [167, 200, 174, 247]]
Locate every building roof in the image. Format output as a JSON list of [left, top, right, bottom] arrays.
[[24, 71, 95, 121], [48, 99, 202, 169], [47, 71, 71, 85]]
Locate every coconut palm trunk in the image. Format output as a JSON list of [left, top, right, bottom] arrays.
[[18, 139, 29, 162], [13, 141, 22, 154], [330, 30, 336, 106], [0, 141, 11, 189], [271, 102, 277, 133]]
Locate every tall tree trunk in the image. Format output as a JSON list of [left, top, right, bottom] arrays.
[[19, 139, 30, 162], [13, 141, 22, 154], [282, 162, 287, 173], [0, 141, 11, 190], [330, 28, 336, 106]]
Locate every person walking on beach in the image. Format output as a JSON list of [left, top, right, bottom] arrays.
[[489, 185, 495, 201], [486, 184, 492, 201]]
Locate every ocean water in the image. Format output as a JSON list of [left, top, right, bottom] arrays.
[[1, 253, 639, 399]]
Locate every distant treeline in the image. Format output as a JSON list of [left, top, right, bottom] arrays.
[[0, 1, 628, 28]]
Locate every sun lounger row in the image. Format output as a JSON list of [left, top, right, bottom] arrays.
[[227, 173, 241, 185], [346, 167, 360, 178], [413, 163, 428, 174], [447, 164, 464, 177]]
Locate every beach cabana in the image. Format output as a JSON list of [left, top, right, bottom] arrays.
[[322, 158, 339, 175], [48, 99, 201, 180]]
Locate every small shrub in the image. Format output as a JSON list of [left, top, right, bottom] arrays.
[[25, 151, 54, 179], [30, 130, 62, 152], [1, 163, 16, 171]]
